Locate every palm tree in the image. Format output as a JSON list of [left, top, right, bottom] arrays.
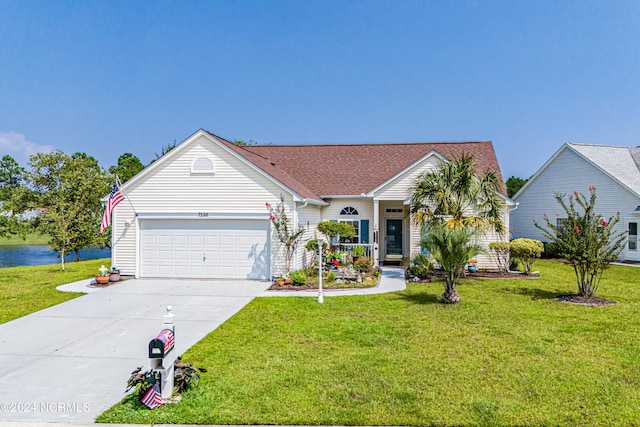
[[409, 154, 505, 236], [421, 225, 480, 303]]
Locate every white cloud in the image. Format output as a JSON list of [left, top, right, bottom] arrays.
[[0, 132, 55, 166]]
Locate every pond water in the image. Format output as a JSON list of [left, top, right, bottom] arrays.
[[0, 245, 111, 268]]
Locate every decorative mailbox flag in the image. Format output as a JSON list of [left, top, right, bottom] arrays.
[[156, 329, 175, 353], [141, 380, 163, 409]]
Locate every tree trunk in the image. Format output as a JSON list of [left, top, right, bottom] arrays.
[[442, 280, 461, 304]]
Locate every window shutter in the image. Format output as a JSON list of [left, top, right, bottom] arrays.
[[360, 220, 369, 244]]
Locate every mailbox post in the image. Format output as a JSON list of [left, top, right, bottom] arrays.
[[148, 306, 176, 400]]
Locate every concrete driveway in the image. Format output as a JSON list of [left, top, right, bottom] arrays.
[[0, 278, 270, 423]]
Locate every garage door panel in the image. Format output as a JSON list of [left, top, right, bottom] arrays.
[[141, 219, 269, 279]]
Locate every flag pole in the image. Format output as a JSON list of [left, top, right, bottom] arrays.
[[116, 175, 137, 216]]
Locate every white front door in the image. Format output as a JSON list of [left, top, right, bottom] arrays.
[[625, 219, 640, 261]]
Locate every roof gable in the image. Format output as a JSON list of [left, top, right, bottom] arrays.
[[568, 144, 640, 197], [513, 143, 640, 200]]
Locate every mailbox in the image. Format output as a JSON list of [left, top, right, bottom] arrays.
[[148, 329, 174, 359], [148, 306, 176, 400]]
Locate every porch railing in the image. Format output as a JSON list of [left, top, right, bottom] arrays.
[[338, 243, 375, 259]]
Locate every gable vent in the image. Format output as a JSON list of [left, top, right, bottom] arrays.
[[191, 157, 215, 174]]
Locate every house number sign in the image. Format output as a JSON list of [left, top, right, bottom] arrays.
[[197, 212, 209, 218]]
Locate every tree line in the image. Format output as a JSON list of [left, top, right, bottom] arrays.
[[0, 150, 149, 268]]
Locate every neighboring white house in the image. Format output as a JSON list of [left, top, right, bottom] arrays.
[[110, 129, 514, 279], [511, 143, 640, 261]]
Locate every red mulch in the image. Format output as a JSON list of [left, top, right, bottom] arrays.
[[556, 295, 617, 306]]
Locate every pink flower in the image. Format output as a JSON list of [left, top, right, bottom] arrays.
[[265, 202, 271, 208], [589, 185, 596, 191], [573, 191, 579, 196], [269, 214, 275, 221], [543, 212, 547, 218], [602, 220, 608, 226], [573, 226, 579, 232], [617, 211, 620, 215]]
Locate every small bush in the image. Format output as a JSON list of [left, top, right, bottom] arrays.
[[327, 272, 337, 282], [354, 257, 373, 272], [302, 266, 318, 278], [541, 241, 562, 259], [289, 269, 307, 286], [305, 239, 320, 253], [510, 238, 544, 274], [488, 241, 511, 272], [408, 265, 430, 279]]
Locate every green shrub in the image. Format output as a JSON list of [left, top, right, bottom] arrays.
[[541, 241, 562, 259], [327, 272, 337, 282], [305, 239, 320, 252], [289, 269, 307, 286], [408, 265, 430, 279], [353, 257, 373, 272], [302, 266, 318, 278], [488, 241, 511, 272], [510, 238, 543, 274], [410, 253, 433, 269]]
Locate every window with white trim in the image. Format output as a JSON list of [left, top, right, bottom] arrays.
[[338, 206, 360, 243]]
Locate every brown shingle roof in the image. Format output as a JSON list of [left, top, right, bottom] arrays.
[[206, 131, 506, 199]]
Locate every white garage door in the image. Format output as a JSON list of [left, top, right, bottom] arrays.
[[140, 219, 270, 279]]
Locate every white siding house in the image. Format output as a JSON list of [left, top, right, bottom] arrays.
[[511, 143, 640, 261], [110, 129, 513, 279]]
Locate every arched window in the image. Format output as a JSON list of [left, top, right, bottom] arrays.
[[191, 157, 215, 174], [340, 206, 359, 216], [337, 207, 361, 243]]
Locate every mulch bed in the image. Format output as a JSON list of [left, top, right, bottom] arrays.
[[467, 271, 540, 279], [556, 295, 618, 306]]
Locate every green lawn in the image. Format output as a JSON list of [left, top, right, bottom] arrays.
[[0, 233, 50, 245], [0, 258, 109, 324], [98, 259, 640, 426]]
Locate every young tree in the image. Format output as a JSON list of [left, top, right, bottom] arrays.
[[534, 187, 626, 297], [28, 151, 110, 269], [317, 221, 356, 249], [421, 225, 480, 303], [409, 154, 506, 236], [109, 153, 144, 183], [0, 155, 29, 238], [266, 195, 305, 273]]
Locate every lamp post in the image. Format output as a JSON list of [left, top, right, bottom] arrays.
[[318, 239, 324, 304]]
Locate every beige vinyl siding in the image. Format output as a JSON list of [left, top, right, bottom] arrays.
[[374, 156, 441, 200], [511, 147, 640, 252], [112, 134, 296, 277], [320, 198, 375, 244], [296, 204, 322, 270]]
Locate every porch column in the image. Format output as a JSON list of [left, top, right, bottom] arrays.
[[373, 199, 380, 267]]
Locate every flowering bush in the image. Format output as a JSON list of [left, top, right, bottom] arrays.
[[534, 187, 626, 297], [266, 195, 305, 273]]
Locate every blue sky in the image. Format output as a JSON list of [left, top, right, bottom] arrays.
[[1, 0, 639, 180]]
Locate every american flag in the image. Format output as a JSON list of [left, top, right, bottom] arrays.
[[100, 182, 125, 234], [156, 329, 175, 353], [141, 380, 163, 409]]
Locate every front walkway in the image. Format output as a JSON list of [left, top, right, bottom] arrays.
[[260, 265, 406, 297]]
